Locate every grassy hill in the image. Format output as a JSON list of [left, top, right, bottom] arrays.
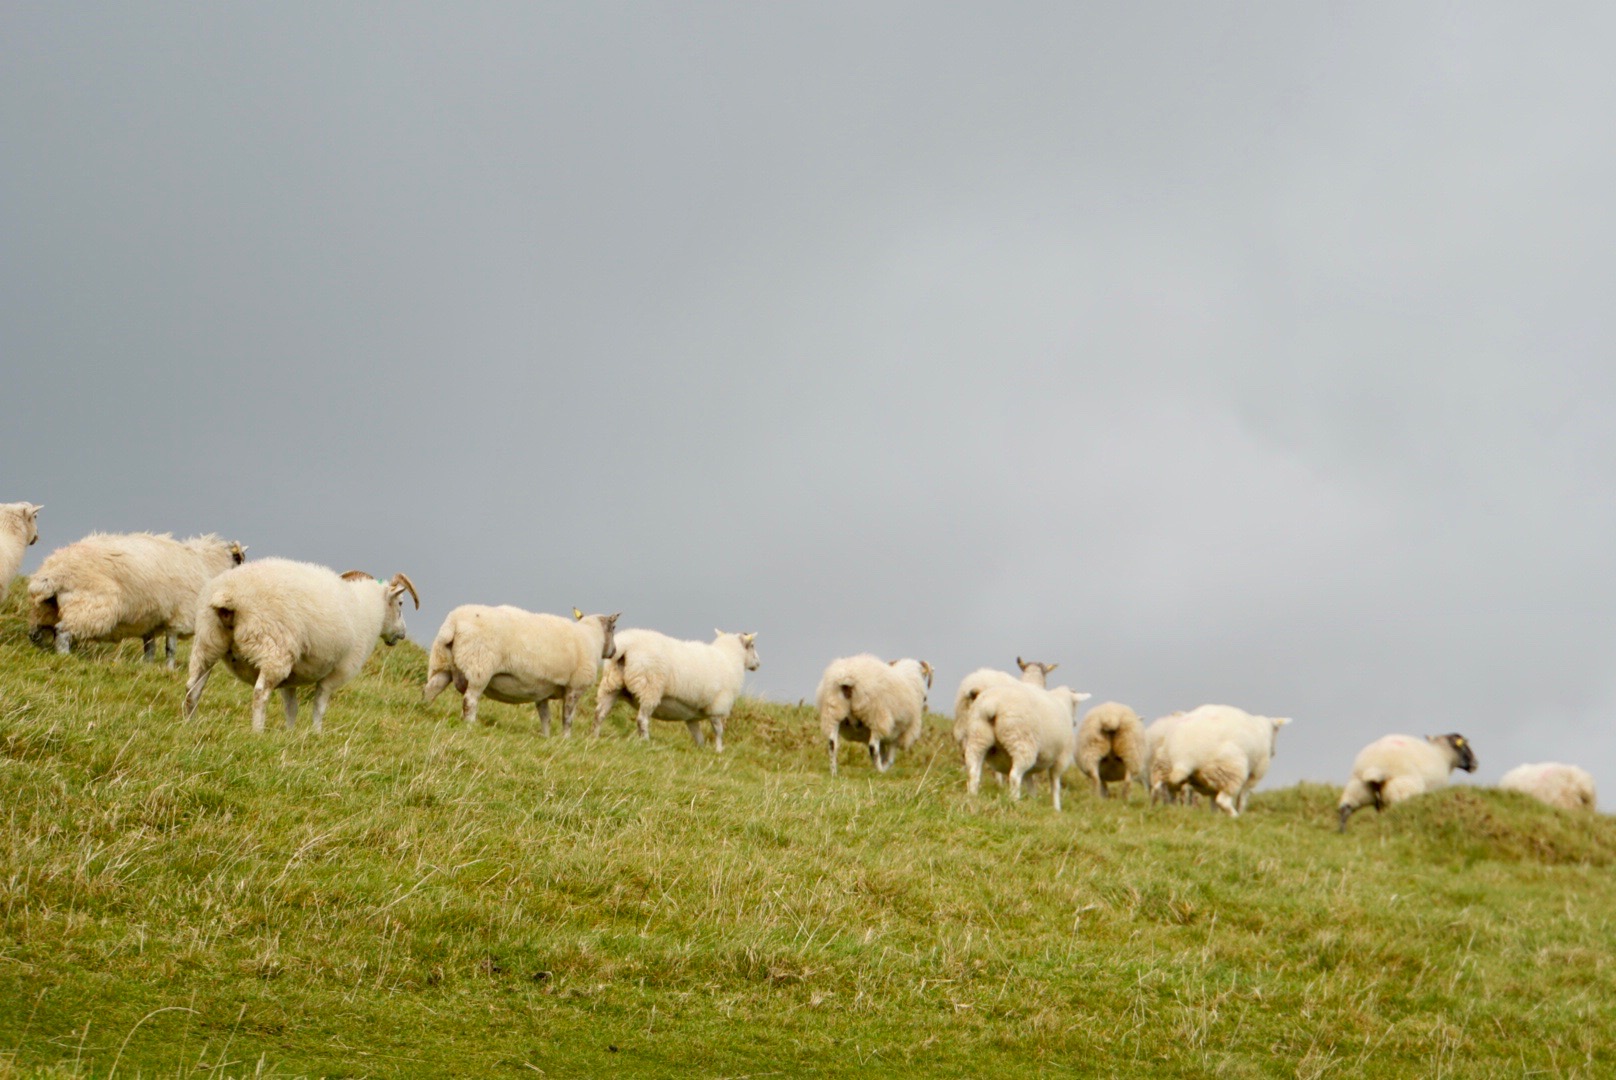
[[2, 581, 1615, 1078]]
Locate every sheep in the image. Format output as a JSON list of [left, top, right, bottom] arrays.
[[593, 628, 759, 752], [815, 654, 934, 775], [1144, 711, 1191, 804], [1336, 733, 1478, 831], [27, 531, 247, 668], [182, 559, 418, 733], [422, 605, 620, 733], [1499, 762, 1597, 812], [0, 503, 42, 596], [1154, 704, 1292, 817], [957, 682, 1091, 809], [1075, 701, 1147, 799], [950, 657, 1060, 745]]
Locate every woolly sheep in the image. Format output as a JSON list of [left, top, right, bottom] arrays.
[[593, 628, 759, 752], [815, 654, 934, 776], [423, 605, 620, 733], [1155, 704, 1293, 817], [1144, 711, 1191, 805], [1075, 701, 1148, 799], [957, 682, 1091, 809], [1336, 733, 1478, 831], [183, 559, 419, 733], [951, 658, 1060, 745], [1499, 762, 1597, 812], [0, 503, 41, 595], [27, 531, 247, 668]]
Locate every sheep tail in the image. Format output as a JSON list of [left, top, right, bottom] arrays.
[[1360, 767, 1387, 810], [839, 680, 855, 700], [427, 622, 455, 678]]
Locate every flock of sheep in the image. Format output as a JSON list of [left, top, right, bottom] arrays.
[[0, 502, 1599, 828]]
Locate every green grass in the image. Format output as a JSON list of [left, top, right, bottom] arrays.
[[2, 579, 1615, 1078]]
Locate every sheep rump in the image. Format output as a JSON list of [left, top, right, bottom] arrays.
[[956, 682, 1090, 810], [1075, 701, 1147, 799], [1156, 704, 1292, 817]]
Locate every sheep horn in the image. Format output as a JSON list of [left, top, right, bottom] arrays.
[[341, 570, 372, 582], [391, 572, 420, 609]]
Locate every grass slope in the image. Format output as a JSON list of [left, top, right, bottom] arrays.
[[2, 582, 1615, 1078]]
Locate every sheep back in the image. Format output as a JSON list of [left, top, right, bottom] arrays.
[[1500, 762, 1597, 811]]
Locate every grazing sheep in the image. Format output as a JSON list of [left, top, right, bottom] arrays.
[[1144, 711, 1191, 804], [1499, 762, 1597, 812], [815, 654, 934, 776], [1075, 701, 1148, 799], [183, 559, 418, 733], [1337, 733, 1478, 831], [951, 658, 1060, 745], [423, 605, 619, 733], [593, 628, 759, 752], [957, 682, 1091, 809], [0, 503, 42, 595], [1155, 704, 1293, 817], [27, 531, 247, 668]]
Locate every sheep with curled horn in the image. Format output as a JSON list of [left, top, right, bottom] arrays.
[[183, 559, 418, 733]]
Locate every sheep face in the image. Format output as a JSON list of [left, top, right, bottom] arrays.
[[228, 542, 247, 565], [380, 572, 420, 646], [1435, 733, 1478, 772], [741, 632, 760, 671], [22, 505, 41, 546], [601, 613, 621, 659], [1017, 657, 1057, 680]]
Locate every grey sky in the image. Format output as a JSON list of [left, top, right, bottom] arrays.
[[5, 3, 1615, 800]]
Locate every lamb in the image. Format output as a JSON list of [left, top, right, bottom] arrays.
[[1499, 762, 1597, 812], [815, 654, 934, 775], [182, 558, 418, 733], [1075, 701, 1148, 799], [0, 503, 42, 596], [1154, 704, 1292, 817], [593, 628, 759, 752], [1336, 733, 1478, 831], [950, 658, 1060, 745], [422, 605, 620, 733], [27, 531, 247, 668], [957, 682, 1091, 809]]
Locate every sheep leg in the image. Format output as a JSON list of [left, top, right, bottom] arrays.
[[879, 742, 897, 771], [310, 685, 334, 735], [827, 733, 839, 777], [182, 667, 213, 720], [592, 686, 620, 738], [143, 636, 157, 663], [1008, 758, 1034, 801], [964, 745, 986, 795], [1051, 770, 1063, 812], [281, 687, 299, 730], [685, 720, 705, 747], [422, 670, 454, 703], [165, 632, 178, 670], [462, 685, 484, 727], [633, 693, 660, 741], [250, 673, 279, 734], [711, 715, 725, 754], [55, 630, 72, 655], [868, 741, 884, 771], [560, 688, 582, 737], [536, 699, 552, 737], [1213, 790, 1240, 817]]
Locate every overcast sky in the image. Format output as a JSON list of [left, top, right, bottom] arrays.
[[6, 3, 1615, 799]]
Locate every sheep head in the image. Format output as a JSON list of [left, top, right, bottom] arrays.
[[598, 612, 621, 659], [1433, 733, 1477, 773], [740, 632, 760, 671], [23, 504, 41, 545], [228, 541, 248, 565]]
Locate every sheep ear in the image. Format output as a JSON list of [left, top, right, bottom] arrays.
[[1044, 662, 1058, 674], [741, 632, 756, 644], [1273, 716, 1293, 727], [1075, 692, 1092, 701], [715, 628, 724, 639], [27, 504, 41, 516], [608, 612, 621, 624], [572, 607, 584, 621]]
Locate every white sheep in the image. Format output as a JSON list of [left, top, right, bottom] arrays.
[[0, 502, 42, 596], [1075, 701, 1148, 799], [957, 682, 1091, 809], [27, 531, 247, 668], [422, 605, 619, 733], [1144, 711, 1191, 804], [1155, 704, 1292, 817], [1499, 762, 1597, 812], [1336, 733, 1478, 831], [950, 658, 1060, 745], [593, 628, 759, 752], [182, 559, 418, 733], [815, 654, 934, 775]]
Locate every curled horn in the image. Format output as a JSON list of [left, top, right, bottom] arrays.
[[390, 572, 420, 609], [341, 570, 371, 581]]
